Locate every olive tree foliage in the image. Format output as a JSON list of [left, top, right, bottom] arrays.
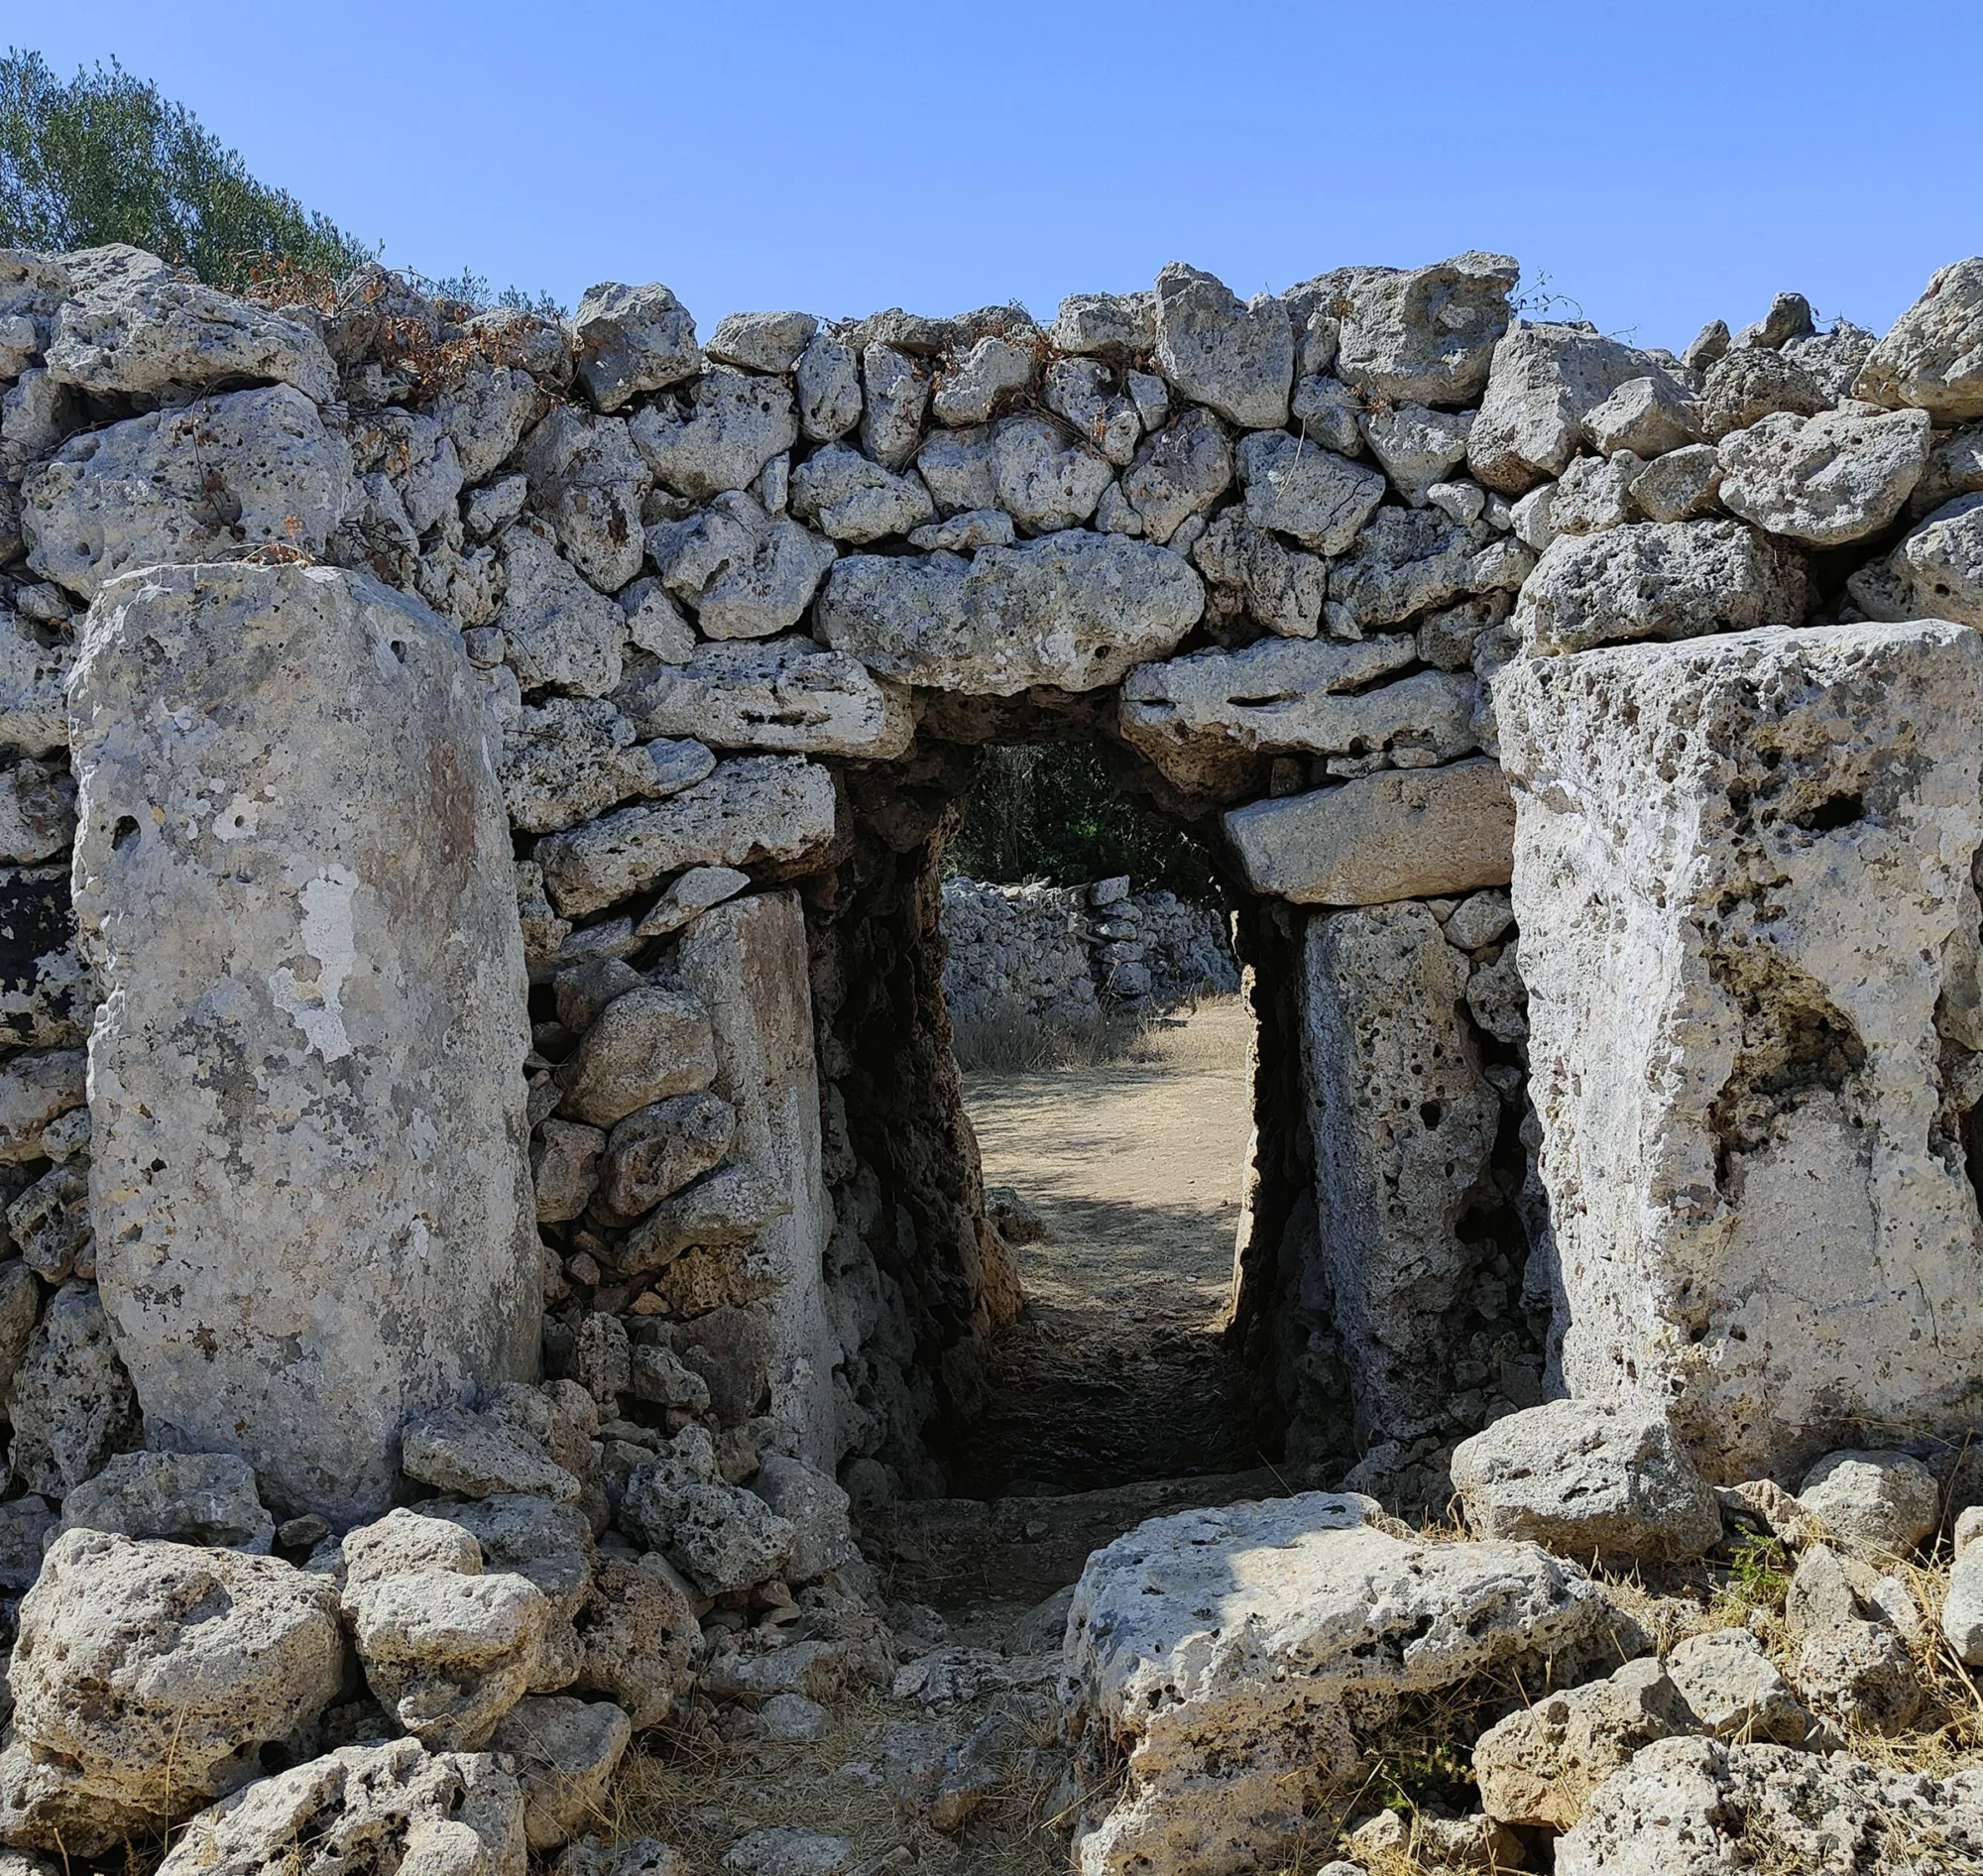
[[0, 49, 372, 290]]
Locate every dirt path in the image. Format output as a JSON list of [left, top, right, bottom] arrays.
[[951, 997, 1261, 1497]]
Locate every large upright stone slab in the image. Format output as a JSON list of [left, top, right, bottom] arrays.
[[674, 891, 834, 1466], [71, 563, 538, 1524], [1302, 903, 1501, 1445], [1498, 622, 1983, 1481]]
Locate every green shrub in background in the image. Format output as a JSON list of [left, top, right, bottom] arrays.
[[947, 744, 1219, 900]]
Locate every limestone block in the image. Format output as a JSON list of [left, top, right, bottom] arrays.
[[647, 492, 838, 641], [1853, 256, 1983, 422], [402, 1404, 583, 1503], [535, 757, 835, 918], [71, 563, 538, 1524], [1786, 318, 1879, 403], [1063, 1491, 1631, 1876], [1234, 429, 1387, 553], [155, 1737, 526, 1876], [1327, 506, 1532, 632], [623, 1441, 796, 1595], [1360, 402, 1473, 504], [1697, 346, 1830, 440], [434, 365, 544, 484], [8, 1279, 139, 1495], [559, 985, 718, 1127], [1120, 406, 1232, 543], [1797, 1620, 1920, 1735], [502, 698, 712, 835], [860, 343, 928, 471], [1514, 520, 1806, 655], [516, 407, 648, 592], [47, 251, 336, 405], [489, 1697, 631, 1852], [1049, 290, 1156, 359], [1629, 441, 1724, 522], [1497, 621, 1983, 1480], [0, 609, 72, 756], [0, 372, 83, 468], [707, 309, 818, 375], [7, 1160, 89, 1280], [573, 1552, 702, 1728], [1892, 491, 1983, 627], [907, 508, 1012, 551], [631, 368, 797, 499], [496, 523, 626, 698], [1289, 373, 1363, 453], [1301, 902, 1501, 1443], [787, 443, 933, 542], [0, 1048, 83, 1160], [1225, 758, 1515, 904], [1665, 1627, 1809, 1743], [597, 1093, 737, 1222], [1549, 452, 1638, 535], [1796, 1450, 1939, 1559], [795, 332, 862, 442], [3, 1529, 343, 1849], [1558, 1736, 1983, 1876], [990, 413, 1115, 531], [751, 1454, 856, 1583], [1468, 321, 1663, 492], [58, 1450, 275, 1552], [0, 1493, 56, 1589], [1151, 263, 1293, 429], [619, 637, 912, 759], [1450, 1401, 1721, 1562], [1331, 252, 1516, 407], [571, 282, 701, 412], [1583, 373, 1701, 459], [915, 424, 998, 516], [23, 385, 351, 601], [1717, 405, 1931, 545], [1944, 1550, 1983, 1664], [933, 336, 1034, 425], [1043, 359, 1140, 465], [819, 532, 1202, 695]]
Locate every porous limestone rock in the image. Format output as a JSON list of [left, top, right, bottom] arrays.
[[1629, 441, 1724, 523], [515, 407, 647, 593], [622, 1429, 796, 1595], [1326, 506, 1531, 632], [631, 368, 797, 500], [535, 757, 836, 918], [750, 1454, 856, 1583], [58, 1450, 275, 1552], [915, 423, 998, 516], [1225, 759, 1515, 904], [0, 609, 72, 756], [1716, 405, 1931, 546], [618, 638, 912, 759], [933, 336, 1034, 425], [559, 985, 718, 1128], [1063, 1492, 1632, 1876], [1889, 491, 1983, 628], [1301, 902, 1500, 1443], [47, 249, 337, 406], [1050, 290, 1157, 360], [496, 523, 627, 698], [818, 532, 1203, 695], [1853, 256, 1983, 422], [1796, 1620, 1921, 1735], [1497, 621, 1983, 1481], [1234, 429, 1387, 554], [597, 1094, 737, 1222], [8, 1278, 140, 1494], [1472, 1657, 1693, 1830], [787, 444, 933, 543], [0, 1529, 343, 1851], [646, 492, 838, 641], [572, 282, 701, 411], [1468, 321, 1664, 492], [1795, 1450, 1939, 1559], [1359, 402, 1473, 504], [488, 1697, 631, 1852], [71, 563, 538, 1524], [1043, 358, 1140, 464], [1697, 346, 1831, 440], [573, 1552, 702, 1728], [155, 1737, 527, 1876], [707, 309, 818, 375], [1514, 520, 1806, 655], [990, 413, 1114, 532], [1557, 1736, 1983, 1876], [1331, 253, 1516, 408], [24, 384, 351, 600], [1583, 373, 1701, 459], [0, 1048, 84, 1161], [424, 1494, 597, 1685], [1664, 1627, 1809, 1744], [860, 344, 928, 471], [1151, 263, 1293, 429], [501, 699, 711, 835], [1450, 1400, 1722, 1563], [795, 332, 862, 442], [402, 1404, 583, 1503], [1120, 405, 1232, 542], [435, 365, 544, 484], [1943, 1550, 1983, 1665]]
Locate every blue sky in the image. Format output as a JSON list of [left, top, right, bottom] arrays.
[[22, 1, 1983, 354]]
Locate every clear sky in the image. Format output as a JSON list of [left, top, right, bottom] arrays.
[[21, 1, 1983, 355]]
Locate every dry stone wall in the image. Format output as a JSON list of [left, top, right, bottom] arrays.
[[0, 233, 1975, 1677]]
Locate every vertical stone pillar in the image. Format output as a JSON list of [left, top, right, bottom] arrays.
[[72, 563, 539, 1524], [1301, 900, 1501, 1445], [1498, 621, 1983, 1480], [675, 890, 835, 1466]]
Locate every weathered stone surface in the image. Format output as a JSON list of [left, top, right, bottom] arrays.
[[1890, 491, 1983, 627], [572, 282, 700, 412], [1469, 322, 1663, 492], [1558, 1735, 1983, 1876], [1853, 256, 1983, 422], [1328, 506, 1531, 632], [0, 610, 72, 757], [1330, 253, 1516, 407], [598, 1094, 737, 1222], [619, 639, 909, 760], [1629, 441, 1724, 523], [7, 1159, 88, 1280], [1944, 1550, 1983, 1664], [496, 524, 627, 698], [1064, 1492, 1631, 1876], [488, 1697, 631, 1851], [501, 698, 710, 836], [1697, 345, 1830, 440], [623, 1429, 796, 1594], [435, 365, 544, 484], [48, 253, 336, 406], [990, 414, 1114, 531], [58, 1450, 275, 1551], [516, 407, 647, 592], [1665, 1627, 1809, 1743], [1119, 406, 1232, 543], [819, 532, 1202, 695], [24, 385, 351, 600], [795, 332, 862, 442], [402, 1404, 582, 1503], [1796, 1450, 1939, 1559], [1235, 429, 1387, 553], [3, 1529, 343, 1849], [932, 337, 1033, 425], [559, 985, 718, 1128], [71, 563, 537, 1524], [536, 757, 836, 918], [907, 508, 1012, 551], [631, 369, 797, 500], [156, 1737, 527, 1876], [1515, 520, 1806, 654], [9, 1278, 140, 1494], [707, 310, 817, 375], [1452, 1401, 1721, 1562], [1225, 759, 1515, 904], [1473, 1657, 1693, 1830], [860, 344, 928, 471], [1049, 291, 1156, 360], [1717, 405, 1931, 545], [1549, 451, 1638, 536], [788, 444, 932, 543], [721, 1828, 853, 1876], [573, 1552, 701, 1728], [751, 1454, 855, 1583], [1359, 401, 1473, 503], [647, 492, 838, 641], [0, 1048, 83, 1160], [1797, 1620, 1921, 1735], [1302, 902, 1500, 1443], [1044, 359, 1140, 465], [1498, 622, 1983, 1480], [1584, 373, 1701, 459], [1151, 263, 1293, 428]]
